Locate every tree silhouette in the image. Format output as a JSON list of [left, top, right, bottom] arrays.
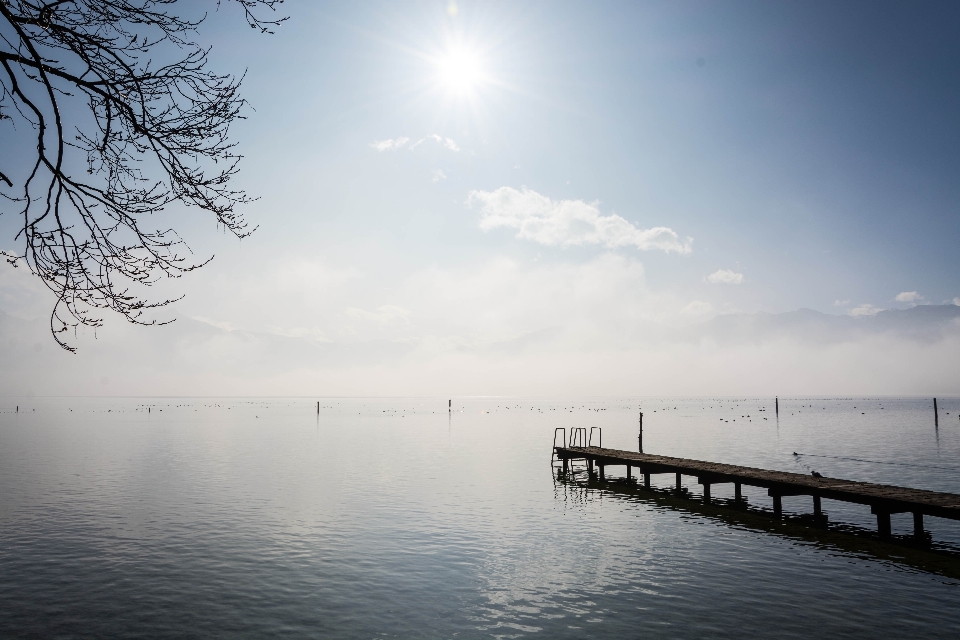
[[0, 0, 284, 351]]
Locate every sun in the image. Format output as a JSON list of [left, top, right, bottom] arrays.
[[435, 46, 486, 95]]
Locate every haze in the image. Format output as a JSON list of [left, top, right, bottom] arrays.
[[2, 0, 959, 397]]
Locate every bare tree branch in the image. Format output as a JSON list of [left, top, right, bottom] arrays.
[[0, 0, 285, 351]]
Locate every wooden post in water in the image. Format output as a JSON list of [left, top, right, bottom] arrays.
[[877, 511, 891, 539], [675, 472, 682, 494], [934, 397, 939, 427], [775, 397, 778, 418], [599, 464, 605, 482], [703, 483, 711, 504], [638, 410, 643, 453], [626, 464, 632, 481], [813, 495, 822, 518], [735, 482, 742, 503], [317, 401, 319, 414], [644, 472, 651, 489], [914, 512, 924, 539], [448, 399, 451, 412], [773, 494, 782, 518]]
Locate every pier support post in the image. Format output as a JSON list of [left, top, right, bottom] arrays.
[[877, 511, 891, 539], [735, 483, 742, 503], [644, 473, 651, 489], [562, 458, 568, 474], [626, 465, 632, 481], [675, 473, 682, 494], [588, 459, 594, 475], [914, 512, 924, 539], [703, 483, 711, 504], [813, 495, 822, 518], [773, 495, 782, 518], [599, 464, 605, 482]]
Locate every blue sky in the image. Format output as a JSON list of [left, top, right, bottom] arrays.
[[209, 0, 960, 315], [2, 0, 960, 395]]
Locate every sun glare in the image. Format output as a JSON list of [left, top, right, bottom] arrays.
[[435, 47, 485, 95]]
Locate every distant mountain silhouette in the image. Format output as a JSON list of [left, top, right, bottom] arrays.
[[694, 304, 960, 345]]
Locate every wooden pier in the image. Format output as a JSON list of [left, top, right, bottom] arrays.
[[554, 446, 960, 540]]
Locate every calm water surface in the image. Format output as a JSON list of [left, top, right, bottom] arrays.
[[2, 396, 960, 638]]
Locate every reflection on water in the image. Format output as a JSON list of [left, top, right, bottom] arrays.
[[556, 472, 960, 580], [1, 396, 960, 638]]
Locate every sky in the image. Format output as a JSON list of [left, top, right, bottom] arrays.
[[2, 0, 960, 396]]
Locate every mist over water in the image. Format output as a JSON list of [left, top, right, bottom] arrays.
[[2, 396, 960, 638]]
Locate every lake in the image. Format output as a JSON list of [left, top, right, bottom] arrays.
[[2, 396, 959, 638]]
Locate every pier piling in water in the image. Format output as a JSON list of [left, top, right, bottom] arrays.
[[934, 398, 939, 427], [874, 508, 892, 539]]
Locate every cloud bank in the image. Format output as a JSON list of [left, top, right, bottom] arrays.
[[4, 248, 960, 397], [4, 302, 960, 398], [469, 187, 692, 253]]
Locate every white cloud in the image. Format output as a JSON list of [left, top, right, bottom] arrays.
[[370, 137, 410, 152], [432, 169, 447, 182], [468, 186, 692, 253], [429, 134, 459, 151], [833, 299, 850, 306], [895, 291, 923, 303], [409, 135, 460, 152], [850, 303, 883, 317], [706, 269, 743, 284], [954, 297, 960, 306]]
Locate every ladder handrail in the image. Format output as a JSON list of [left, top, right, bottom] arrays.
[[554, 427, 566, 447], [588, 426, 601, 448], [569, 427, 587, 448]]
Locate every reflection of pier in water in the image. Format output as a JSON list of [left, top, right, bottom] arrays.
[[553, 469, 960, 581], [554, 438, 960, 546]]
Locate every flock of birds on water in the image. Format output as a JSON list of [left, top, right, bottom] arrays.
[[2, 397, 951, 474]]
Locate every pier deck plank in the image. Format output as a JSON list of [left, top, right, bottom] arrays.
[[555, 446, 960, 521]]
